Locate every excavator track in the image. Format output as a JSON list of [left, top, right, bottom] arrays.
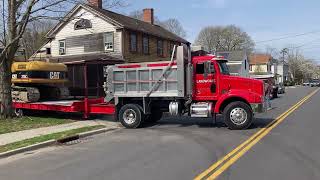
[[12, 86, 40, 102], [12, 86, 70, 103]]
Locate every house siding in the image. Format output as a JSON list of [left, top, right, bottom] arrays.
[[250, 64, 268, 74], [50, 8, 122, 59], [122, 30, 179, 63]]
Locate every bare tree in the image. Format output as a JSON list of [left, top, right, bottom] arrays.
[[285, 48, 320, 83], [160, 18, 186, 38], [194, 25, 255, 52], [21, 20, 55, 58], [0, 0, 125, 118], [265, 45, 280, 58], [129, 10, 143, 21]]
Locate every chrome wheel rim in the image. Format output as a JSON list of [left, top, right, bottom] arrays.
[[230, 108, 248, 125], [123, 109, 137, 125]]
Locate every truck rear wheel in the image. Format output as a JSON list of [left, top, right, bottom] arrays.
[[223, 101, 253, 130], [119, 104, 144, 129]]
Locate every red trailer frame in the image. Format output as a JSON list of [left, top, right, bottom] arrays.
[[13, 98, 115, 118], [12, 62, 115, 118]]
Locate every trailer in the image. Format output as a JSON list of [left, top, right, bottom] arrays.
[[12, 60, 116, 118], [13, 98, 115, 118]]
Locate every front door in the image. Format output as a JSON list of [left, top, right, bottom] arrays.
[[193, 61, 218, 101]]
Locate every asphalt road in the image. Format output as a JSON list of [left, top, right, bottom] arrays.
[[0, 86, 318, 180]]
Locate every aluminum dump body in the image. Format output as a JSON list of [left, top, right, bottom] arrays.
[[105, 46, 192, 102]]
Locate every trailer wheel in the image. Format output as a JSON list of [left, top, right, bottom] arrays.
[[223, 101, 253, 130], [119, 104, 144, 129], [14, 109, 24, 118]]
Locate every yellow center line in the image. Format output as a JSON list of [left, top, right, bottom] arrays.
[[195, 88, 319, 180]]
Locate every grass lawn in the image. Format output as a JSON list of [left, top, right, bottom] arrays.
[[0, 125, 105, 153], [0, 116, 75, 135]]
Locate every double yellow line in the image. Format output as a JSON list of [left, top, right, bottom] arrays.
[[195, 88, 319, 180]]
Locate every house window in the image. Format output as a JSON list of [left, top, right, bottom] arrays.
[[157, 39, 164, 57], [104, 32, 114, 51], [59, 40, 66, 55], [130, 33, 137, 52], [46, 48, 51, 55], [267, 64, 271, 72], [74, 19, 92, 30], [142, 35, 149, 54]]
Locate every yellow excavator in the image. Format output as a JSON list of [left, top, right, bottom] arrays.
[[11, 61, 69, 102]]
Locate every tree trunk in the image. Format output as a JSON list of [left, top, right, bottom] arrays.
[[0, 57, 13, 119]]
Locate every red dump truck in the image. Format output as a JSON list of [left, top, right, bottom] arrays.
[[13, 45, 265, 130], [104, 45, 265, 130]]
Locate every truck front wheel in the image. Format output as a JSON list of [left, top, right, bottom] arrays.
[[119, 104, 144, 128], [223, 101, 253, 130]]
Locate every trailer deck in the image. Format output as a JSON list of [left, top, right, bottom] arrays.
[[13, 98, 115, 118]]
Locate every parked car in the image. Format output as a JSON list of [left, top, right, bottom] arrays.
[[278, 83, 285, 94], [303, 82, 310, 86], [310, 79, 320, 87]]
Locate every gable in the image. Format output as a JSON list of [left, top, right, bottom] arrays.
[[53, 7, 118, 39]]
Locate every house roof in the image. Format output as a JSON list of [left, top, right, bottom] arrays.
[[217, 51, 247, 62], [47, 4, 189, 44], [249, 54, 272, 65], [49, 53, 124, 64]]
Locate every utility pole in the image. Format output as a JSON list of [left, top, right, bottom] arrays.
[[280, 48, 288, 63]]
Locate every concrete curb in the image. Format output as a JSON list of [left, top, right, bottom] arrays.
[[0, 127, 118, 159], [0, 140, 56, 159]]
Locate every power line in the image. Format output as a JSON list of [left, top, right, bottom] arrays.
[[255, 30, 320, 44]]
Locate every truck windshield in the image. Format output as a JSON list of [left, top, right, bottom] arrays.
[[218, 61, 230, 75]]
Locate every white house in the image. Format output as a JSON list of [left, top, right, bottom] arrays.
[[30, 0, 188, 96], [277, 62, 290, 83]]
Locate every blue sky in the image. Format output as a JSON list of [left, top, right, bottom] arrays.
[[115, 0, 320, 62]]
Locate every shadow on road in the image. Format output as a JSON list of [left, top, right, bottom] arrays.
[[249, 117, 274, 129], [142, 115, 275, 130]]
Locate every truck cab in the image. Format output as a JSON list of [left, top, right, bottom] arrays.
[[192, 55, 265, 111]]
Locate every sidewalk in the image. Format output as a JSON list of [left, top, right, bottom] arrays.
[[0, 121, 120, 146]]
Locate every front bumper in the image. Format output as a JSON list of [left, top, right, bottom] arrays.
[[250, 103, 266, 113]]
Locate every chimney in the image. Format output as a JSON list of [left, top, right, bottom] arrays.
[[88, 0, 102, 8], [143, 8, 154, 24]]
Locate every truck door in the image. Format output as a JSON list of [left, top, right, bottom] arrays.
[[193, 61, 218, 100]]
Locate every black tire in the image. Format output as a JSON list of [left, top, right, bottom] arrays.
[[223, 101, 253, 130], [146, 110, 163, 123], [118, 104, 144, 129], [14, 109, 24, 118]]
